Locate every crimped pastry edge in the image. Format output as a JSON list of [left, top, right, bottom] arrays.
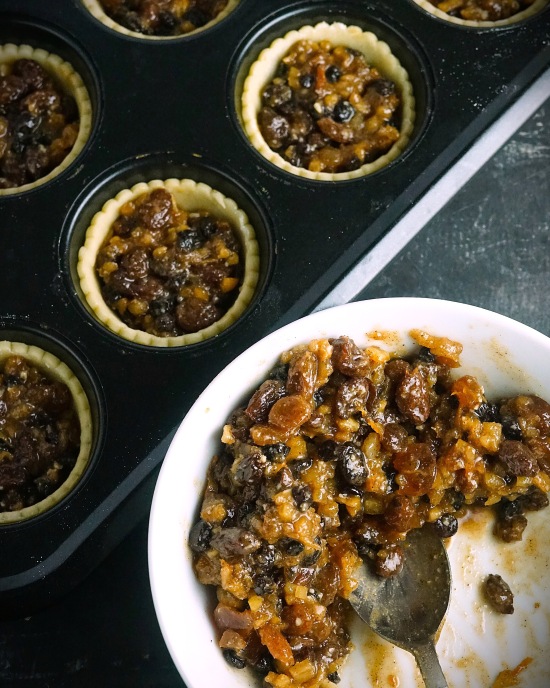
[[77, 178, 260, 347], [241, 21, 416, 182], [0, 43, 93, 196], [0, 341, 93, 524]]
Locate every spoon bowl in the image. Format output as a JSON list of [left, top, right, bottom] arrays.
[[350, 526, 451, 688]]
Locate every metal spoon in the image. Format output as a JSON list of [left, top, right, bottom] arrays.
[[349, 525, 451, 688]]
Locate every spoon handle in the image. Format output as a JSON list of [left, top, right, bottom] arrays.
[[412, 641, 448, 688]]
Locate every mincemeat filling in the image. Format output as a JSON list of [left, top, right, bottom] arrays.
[[427, 0, 536, 20], [190, 331, 550, 687], [0, 59, 80, 189], [98, 0, 229, 35], [95, 188, 243, 337], [257, 39, 402, 174]]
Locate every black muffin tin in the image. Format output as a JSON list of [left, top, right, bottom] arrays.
[[0, 0, 548, 617]]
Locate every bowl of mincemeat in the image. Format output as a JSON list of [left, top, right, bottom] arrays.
[[149, 297, 550, 688]]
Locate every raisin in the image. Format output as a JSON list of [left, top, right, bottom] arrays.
[[432, 513, 458, 538], [274, 466, 293, 491], [137, 188, 175, 230], [254, 574, 278, 595], [318, 440, 338, 461], [177, 229, 203, 252], [484, 574, 514, 614], [325, 65, 341, 82], [210, 527, 261, 559], [262, 82, 292, 108], [252, 652, 274, 675], [0, 75, 27, 106], [232, 447, 264, 486], [149, 296, 175, 317], [393, 443, 436, 496], [332, 100, 355, 123], [175, 297, 221, 332], [372, 79, 396, 96], [494, 512, 528, 542], [334, 442, 368, 487], [24, 145, 49, 179], [500, 414, 522, 440], [384, 494, 416, 532], [331, 337, 370, 377], [374, 543, 404, 577], [292, 483, 312, 510], [290, 456, 313, 476], [475, 402, 500, 423], [222, 648, 246, 669], [158, 9, 178, 30], [450, 489, 466, 510], [121, 247, 150, 279], [268, 394, 312, 433], [279, 537, 304, 556], [300, 74, 314, 88], [395, 367, 431, 424], [302, 548, 321, 566], [269, 363, 289, 382], [286, 350, 318, 397], [258, 107, 289, 149], [519, 488, 549, 512], [255, 544, 276, 570], [496, 498, 523, 520], [263, 442, 290, 462], [416, 346, 435, 363], [189, 519, 213, 553], [245, 380, 286, 424], [13, 111, 42, 145], [12, 59, 50, 91], [381, 422, 409, 452], [498, 440, 538, 476], [335, 377, 372, 419]]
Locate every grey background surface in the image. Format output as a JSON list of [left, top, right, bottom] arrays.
[[354, 102, 550, 336]]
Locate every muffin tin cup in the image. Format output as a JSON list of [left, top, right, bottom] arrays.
[[62, 153, 272, 351], [81, 0, 241, 40], [0, 324, 103, 527], [0, 0, 549, 614], [77, 178, 260, 347], [232, 4, 433, 183], [0, 341, 93, 524], [241, 21, 416, 181], [411, 0, 549, 28]]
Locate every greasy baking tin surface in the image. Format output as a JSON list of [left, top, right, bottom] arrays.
[[0, 0, 548, 615]]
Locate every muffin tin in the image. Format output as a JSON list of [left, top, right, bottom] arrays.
[[0, 0, 548, 616]]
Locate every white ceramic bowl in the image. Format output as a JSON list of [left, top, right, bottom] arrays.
[[148, 298, 550, 688]]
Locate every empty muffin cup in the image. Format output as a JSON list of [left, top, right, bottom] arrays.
[[81, 0, 240, 39], [241, 21, 415, 182], [0, 43, 93, 195], [0, 341, 93, 524], [77, 178, 260, 347], [412, 0, 548, 27]]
